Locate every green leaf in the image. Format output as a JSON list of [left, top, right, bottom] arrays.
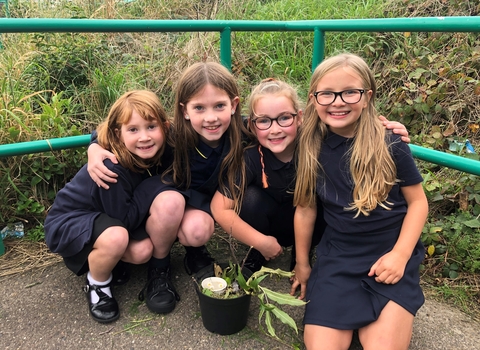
[[261, 287, 306, 306], [264, 311, 277, 338], [31, 176, 42, 187], [258, 303, 265, 324], [463, 219, 480, 228], [250, 266, 294, 280], [236, 265, 249, 291], [449, 270, 459, 279], [202, 288, 213, 297], [270, 305, 299, 333], [248, 274, 268, 291]]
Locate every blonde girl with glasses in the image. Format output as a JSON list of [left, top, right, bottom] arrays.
[[291, 53, 428, 350]]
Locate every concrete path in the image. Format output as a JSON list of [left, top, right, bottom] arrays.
[[1, 235, 479, 350]]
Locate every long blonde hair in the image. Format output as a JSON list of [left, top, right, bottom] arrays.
[[294, 53, 397, 217], [96, 90, 170, 172], [171, 62, 249, 210]]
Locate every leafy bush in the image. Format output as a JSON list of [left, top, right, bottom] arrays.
[[422, 211, 480, 276]]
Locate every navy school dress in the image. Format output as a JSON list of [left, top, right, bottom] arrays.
[[239, 144, 325, 247], [303, 131, 425, 329]]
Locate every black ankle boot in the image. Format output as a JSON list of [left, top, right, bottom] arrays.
[[243, 248, 266, 273], [84, 279, 119, 323], [184, 245, 215, 275], [139, 266, 180, 314]]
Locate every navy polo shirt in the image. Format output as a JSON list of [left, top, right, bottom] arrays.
[[189, 137, 226, 193], [317, 131, 424, 234], [244, 145, 296, 204]]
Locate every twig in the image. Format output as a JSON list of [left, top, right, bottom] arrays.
[[228, 227, 240, 267], [111, 324, 141, 335], [99, 326, 114, 335], [111, 317, 154, 335], [242, 245, 254, 270], [25, 281, 42, 288]]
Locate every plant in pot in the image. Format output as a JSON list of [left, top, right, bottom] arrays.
[[193, 249, 306, 340]]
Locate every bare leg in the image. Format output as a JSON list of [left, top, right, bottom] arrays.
[[178, 206, 214, 247], [122, 238, 153, 264], [146, 191, 185, 258], [358, 301, 414, 350], [304, 324, 353, 350], [88, 226, 128, 282], [178, 206, 215, 275]]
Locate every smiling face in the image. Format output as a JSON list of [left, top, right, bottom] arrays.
[[252, 94, 301, 163], [118, 110, 164, 159], [311, 66, 371, 138], [182, 84, 239, 148]]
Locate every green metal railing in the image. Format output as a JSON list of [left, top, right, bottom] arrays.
[[0, 16, 480, 175]]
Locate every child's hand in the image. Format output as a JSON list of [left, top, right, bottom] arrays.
[[258, 236, 283, 261], [290, 263, 311, 300], [379, 116, 411, 143], [368, 250, 409, 284], [87, 143, 118, 189]]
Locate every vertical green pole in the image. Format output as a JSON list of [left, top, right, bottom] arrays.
[[220, 27, 232, 71], [311, 28, 325, 72]]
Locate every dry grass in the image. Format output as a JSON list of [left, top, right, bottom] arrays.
[[0, 239, 62, 282]]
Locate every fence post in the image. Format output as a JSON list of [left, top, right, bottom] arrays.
[[311, 27, 325, 71], [220, 27, 232, 71]]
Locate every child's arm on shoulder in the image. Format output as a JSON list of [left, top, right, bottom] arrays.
[[379, 116, 410, 143], [87, 143, 118, 189], [290, 203, 317, 300], [368, 183, 428, 284], [210, 190, 283, 260]]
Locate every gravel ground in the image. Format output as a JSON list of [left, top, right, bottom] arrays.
[[1, 235, 479, 350]]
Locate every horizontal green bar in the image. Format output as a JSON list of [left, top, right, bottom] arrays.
[[409, 144, 480, 176], [0, 135, 91, 157], [0, 17, 479, 33], [286, 17, 480, 32], [1, 137, 478, 177]]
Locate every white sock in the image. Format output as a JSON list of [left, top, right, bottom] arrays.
[[87, 272, 113, 303]]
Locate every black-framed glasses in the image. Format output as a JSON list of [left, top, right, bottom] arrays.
[[251, 113, 297, 130], [313, 89, 365, 106]]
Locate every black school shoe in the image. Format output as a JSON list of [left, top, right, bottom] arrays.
[[83, 279, 119, 323], [183, 245, 215, 275], [243, 248, 266, 273], [139, 266, 180, 314]]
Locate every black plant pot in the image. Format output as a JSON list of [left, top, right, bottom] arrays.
[[194, 263, 252, 335]]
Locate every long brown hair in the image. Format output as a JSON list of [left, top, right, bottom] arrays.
[[96, 90, 171, 172], [294, 53, 397, 216], [171, 62, 249, 211]]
